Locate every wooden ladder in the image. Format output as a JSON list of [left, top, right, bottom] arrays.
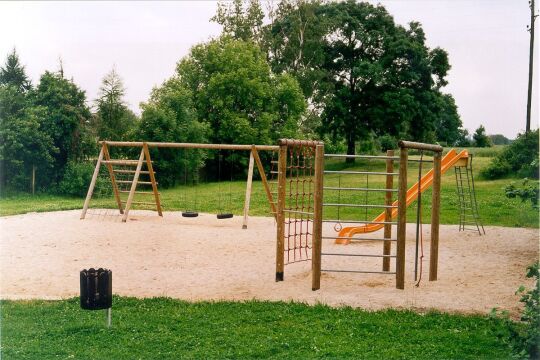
[[81, 142, 162, 222]]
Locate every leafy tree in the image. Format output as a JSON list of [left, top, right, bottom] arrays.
[[33, 71, 94, 184], [489, 134, 511, 145], [0, 49, 31, 93], [136, 78, 208, 187], [472, 125, 491, 147], [211, 0, 264, 44], [434, 94, 464, 145], [177, 38, 305, 146], [94, 68, 137, 141]]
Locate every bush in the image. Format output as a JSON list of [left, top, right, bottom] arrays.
[[505, 179, 539, 209], [378, 134, 398, 152], [58, 161, 95, 197], [481, 130, 539, 179]]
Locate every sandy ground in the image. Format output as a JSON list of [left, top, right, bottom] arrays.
[[0, 209, 538, 316]]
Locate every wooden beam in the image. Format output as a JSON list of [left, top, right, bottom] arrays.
[[252, 147, 277, 219], [242, 149, 255, 229], [102, 143, 124, 214], [143, 143, 163, 216], [122, 148, 146, 222], [102, 141, 279, 151], [275, 144, 287, 281], [396, 147, 408, 289], [429, 151, 442, 281], [383, 149, 394, 272], [80, 145, 104, 219], [311, 144, 324, 291]]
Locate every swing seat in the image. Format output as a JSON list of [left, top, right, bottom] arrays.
[[182, 211, 199, 218], [216, 213, 233, 219]]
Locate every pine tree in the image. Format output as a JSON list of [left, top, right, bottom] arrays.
[[0, 49, 31, 92]]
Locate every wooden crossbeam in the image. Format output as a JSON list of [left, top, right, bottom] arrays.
[[116, 180, 156, 185], [114, 170, 152, 174]]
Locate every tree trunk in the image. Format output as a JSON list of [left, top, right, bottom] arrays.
[[346, 135, 355, 163]]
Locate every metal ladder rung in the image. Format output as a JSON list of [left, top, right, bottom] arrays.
[[322, 253, 395, 258], [322, 236, 396, 242], [321, 269, 396, 274]]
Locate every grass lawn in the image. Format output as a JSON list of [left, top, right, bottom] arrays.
[[0, 150, 537, 228], [0, 297, 512, 359]]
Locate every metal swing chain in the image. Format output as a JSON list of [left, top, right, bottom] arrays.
[[334, 175, 342, 232], [414, 151, 425, 285]]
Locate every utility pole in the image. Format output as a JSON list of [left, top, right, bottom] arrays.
[[526, 0, 538, 134]]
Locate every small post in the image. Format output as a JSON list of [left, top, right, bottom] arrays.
[[106, 308, 111, 328], [31, 164, 36, 195], [396, 146, 408, 289], [312, 144, 324, 291], [242, 149, 255, 229], [275, 144, 287, 281], [382, 150, 394, 271], [429, 151, 442, 281], [81, 145, 105, 219]]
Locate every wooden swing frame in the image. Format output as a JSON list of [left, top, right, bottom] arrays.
[[80, 141, 280, 225]]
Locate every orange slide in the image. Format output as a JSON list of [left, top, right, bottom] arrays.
[[335, 149, 469, 244]]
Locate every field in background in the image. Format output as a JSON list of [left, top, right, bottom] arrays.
[[0, 147, 537, 228]]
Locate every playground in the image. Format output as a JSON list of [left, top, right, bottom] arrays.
[[1, 209, 536, 316]]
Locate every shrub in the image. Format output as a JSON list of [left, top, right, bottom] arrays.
[[378, 134, 398, 152], [481, 130, 539, 179], [505, 179, 539, 209], [58, 161, 95, 197]]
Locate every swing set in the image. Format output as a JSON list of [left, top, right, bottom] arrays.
[[81, 139, 476, 291]]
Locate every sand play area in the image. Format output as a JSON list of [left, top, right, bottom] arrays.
[[0, 210, 538, 316]]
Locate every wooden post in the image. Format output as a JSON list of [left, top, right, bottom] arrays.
[[312, 144, 324, 291], [122, 148, 146, 222], [429, 151, 442, 281], [31, 164, 36, 195], [396, 147, 408, 289], [242, 148, 255, 229], [102, 143, 124, 214], [81, 145, 104, 219], [252, 147, 277, 219], [275, 144, 287, 281], [382, 150, 394, 271], [142, 143, 162, 217]]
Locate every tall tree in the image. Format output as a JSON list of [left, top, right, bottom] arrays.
[[94, 68, 136, 140], [211, 0, 264, 44], [473, 125, 491, 148], [33, 71, 94, 183], [0, 49, 31, 93]]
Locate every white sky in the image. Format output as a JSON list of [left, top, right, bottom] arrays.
[[0, 0, 538, 139]]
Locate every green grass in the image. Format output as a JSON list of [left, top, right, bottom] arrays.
[[0, 148, 537, 228], [0, 297, 513, 359]]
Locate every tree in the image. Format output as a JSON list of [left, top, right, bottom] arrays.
[[434, 93, 464, 145], [33, 71, 94, 184], [0, 49, 31, 93], [136, 78, 208, 187], [177, 38, 306, 146], [489, 134, 512, 145], [472, 125, 491, 147], [94, 68, 137, 140], [211, 0, 264, 44]]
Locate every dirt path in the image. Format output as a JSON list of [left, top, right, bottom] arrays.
[[0, 210, 537, 316]]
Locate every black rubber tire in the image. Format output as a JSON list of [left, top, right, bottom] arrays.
[[216, 213, 233, 219], [182, 211, 199, 218]]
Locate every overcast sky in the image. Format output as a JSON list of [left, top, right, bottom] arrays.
[[0, 1, 537, 139]]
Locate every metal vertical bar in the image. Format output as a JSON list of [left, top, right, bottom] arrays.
[[414, 152, 424, 281], [312, 144, 324, 291], [382, 149, 394, 272], [396, 147, 408, 289], [275, 144, 287, 281], [429, 151, 442, 281]]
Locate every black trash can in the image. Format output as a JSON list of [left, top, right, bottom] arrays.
[[80, 268, 112, 310]]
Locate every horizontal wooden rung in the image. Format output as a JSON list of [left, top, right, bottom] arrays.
[[116, 180, 157, 185], [114, 170, 153, 174], [102, 160, 140, 165], [119, 190, 160, 195], [123, 201, 158, 205]]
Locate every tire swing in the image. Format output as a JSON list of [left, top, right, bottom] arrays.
[[181, 152, 199, 218], [216, 152, 233, 219]]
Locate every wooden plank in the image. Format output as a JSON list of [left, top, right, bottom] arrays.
[[429, 151, 442, 281], [122, 149, 146, 222], [275, 145, 287, 281], [252, 147, 277, 219], [119, 190, 159, 194], [397, 140, 443, 152], [80, 145, 104, 219], [102, 143, 124, 214], [311, 144, 324, 291], [143, 143, 163, 216], [116, 180, 156, 185], [102, 141, 279, 151], [383, 149, 394, 272], [114, 170, 152, 174], [396, 147, 408, 289], [242, 149, 255, 229], [101, 160, 140, 165]]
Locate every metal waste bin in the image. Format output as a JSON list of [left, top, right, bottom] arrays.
[[80, 268, 112, 327]]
